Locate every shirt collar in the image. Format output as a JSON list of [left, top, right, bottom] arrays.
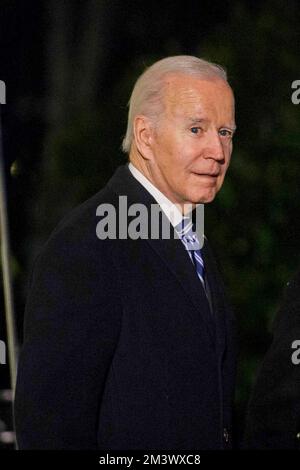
[[128, 162, 185, 228]]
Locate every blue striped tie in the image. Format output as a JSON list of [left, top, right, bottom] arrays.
[[176, 216, 206, 288]]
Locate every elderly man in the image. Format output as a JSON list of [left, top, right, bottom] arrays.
[[14, 55, 237, 449]]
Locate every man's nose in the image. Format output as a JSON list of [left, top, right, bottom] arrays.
[[203, 131, 225, 161]]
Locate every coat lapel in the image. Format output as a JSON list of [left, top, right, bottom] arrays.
[[145, 225, 216, 343], [202, 241, 227, 360]]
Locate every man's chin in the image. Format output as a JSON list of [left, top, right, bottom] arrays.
[[189, 190, 218, 205]]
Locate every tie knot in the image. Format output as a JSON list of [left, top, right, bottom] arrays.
[[176, 217, 201, 251]]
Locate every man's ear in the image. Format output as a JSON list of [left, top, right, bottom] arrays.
[[133, 115, 155, 159]]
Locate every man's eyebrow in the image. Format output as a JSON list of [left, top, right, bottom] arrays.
[[187, 117, 237, 131], [187, 117, 206, 124]]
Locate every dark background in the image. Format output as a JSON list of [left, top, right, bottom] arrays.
[[0, 0, 299, 447]]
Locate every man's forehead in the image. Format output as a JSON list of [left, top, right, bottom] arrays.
[[161, 73, 235, 117], [163, 73, 232, 97]]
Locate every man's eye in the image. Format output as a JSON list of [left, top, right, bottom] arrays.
[[191, 127, 201, 134], [219, 129, 233, 138]]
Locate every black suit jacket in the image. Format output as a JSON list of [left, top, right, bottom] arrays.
[[14, 164, 237, 449], [244, 270, 300, 449]]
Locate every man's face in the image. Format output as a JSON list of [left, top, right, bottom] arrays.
[[148, 74, 236, 207]]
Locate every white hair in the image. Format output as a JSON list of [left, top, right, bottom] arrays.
[[122, 55, 228, 153]]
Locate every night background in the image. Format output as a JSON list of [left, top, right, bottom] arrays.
[[0, 0, 299, 448]]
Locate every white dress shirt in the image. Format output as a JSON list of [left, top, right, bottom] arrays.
[[128, 162, 186, 228]]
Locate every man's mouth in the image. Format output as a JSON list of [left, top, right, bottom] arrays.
[[192, 172, 219, 177]]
